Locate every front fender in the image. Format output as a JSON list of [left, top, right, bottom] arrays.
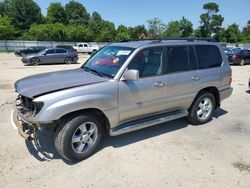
[[36, 94, 117, 122]]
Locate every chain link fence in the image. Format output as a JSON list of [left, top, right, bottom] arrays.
[[0, 40, 109, 52]]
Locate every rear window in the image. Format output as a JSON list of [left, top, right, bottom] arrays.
[[196, 45, 222, 69]]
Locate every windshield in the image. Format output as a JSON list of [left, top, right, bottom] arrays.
[[226, 48, 241, 55], [82, 46, 134, 78]]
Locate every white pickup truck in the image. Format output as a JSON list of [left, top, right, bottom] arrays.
[[73, 43, 99, 54]]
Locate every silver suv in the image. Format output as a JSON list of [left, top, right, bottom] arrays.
[[11, 39, 233, 161]]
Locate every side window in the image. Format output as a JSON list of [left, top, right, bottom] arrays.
[[128, 47, 163, 78], [46, 49, 54, 54], [56, 49, 66, 53], [84, 44, 88, 47], [196, 45, 222, 69], [166, 46, 189, 73], [78, 44, 83, 47]]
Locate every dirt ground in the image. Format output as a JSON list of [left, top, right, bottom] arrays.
[[0, 52, 250, 188]]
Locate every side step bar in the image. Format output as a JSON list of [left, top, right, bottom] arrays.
[[110, 110, 188, 136]]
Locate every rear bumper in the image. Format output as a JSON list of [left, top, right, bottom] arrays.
[[220, 87, 233, 101]]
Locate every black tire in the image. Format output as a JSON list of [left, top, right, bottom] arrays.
[[30, 58, 40, 66], [55, 113, 103, 161], [240, 59, 245, 66], [64, 57, 72, 64], [187, 92, 216, 125]]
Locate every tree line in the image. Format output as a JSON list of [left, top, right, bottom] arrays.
[[0, 0, 249, 43]]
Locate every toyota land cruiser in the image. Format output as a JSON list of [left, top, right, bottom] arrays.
[[11, 38, 233, 161]]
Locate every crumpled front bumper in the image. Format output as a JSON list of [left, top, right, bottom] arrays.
[[10, 110, 36, 140]]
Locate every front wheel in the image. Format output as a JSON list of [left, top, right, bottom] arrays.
[[187, 92, 215, 125], [55, 113, 103, 161], [30, 58, 40, 66], [64, 57, 73, 64]]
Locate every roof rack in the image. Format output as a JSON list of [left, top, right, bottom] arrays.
[[119, 38, 217, 43]]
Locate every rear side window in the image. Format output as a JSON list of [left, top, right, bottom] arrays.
[[166, 46, 197, 73], [196, 45, 222, 69], [56, 49, 66, 53], [166, 46, 189, 73]]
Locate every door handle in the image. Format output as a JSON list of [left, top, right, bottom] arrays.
[[153, 82, 166, 87], [191, 76, 200, 81]]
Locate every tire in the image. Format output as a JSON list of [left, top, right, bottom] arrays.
[[64, 57, 72, 64], [54, 113, 103, 161], [30, 58, 40, 66], [187, 92, 216, 125], [240, 59, 245, 66]]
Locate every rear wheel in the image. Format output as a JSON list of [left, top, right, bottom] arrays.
[[240, 59, 245, 66], [187, 92, 216, 125], [30, 58, 40, 66], [55, 113, 103, 161], [65, 57, 73, 64]]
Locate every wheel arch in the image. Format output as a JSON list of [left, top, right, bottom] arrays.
[[193, 86, 220, 109], [59, 108, 111, 131]]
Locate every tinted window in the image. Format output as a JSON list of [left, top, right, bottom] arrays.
[[56, 49, 66, 53], [128, 47, 163, 78], [188, 47, 197, 70], [78, 44, 83, 47], [196, 45, 222, 69], [84, 44, 88, 47], [166, 46, 189, 73], [46, 49, 54, 54]]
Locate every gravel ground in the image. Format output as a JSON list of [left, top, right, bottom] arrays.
[[0, 53, 250, 188]]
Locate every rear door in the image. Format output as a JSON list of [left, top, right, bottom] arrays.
[[55, 49, 67, 63], [164, 45, 199, 110]]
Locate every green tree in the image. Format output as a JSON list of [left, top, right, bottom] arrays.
[[242, 20, 250, 42], [129, 25, 148, 39], [0, 1, 6, 15], [4, 0, 42, 31], [22, 23, 67, 41], [65, 25, 93, 41], [88, 11, 104, 41], [179, 17, 193, 37], [162, 21, 181, 38], [199, 2, 224, 37], [147, 17, 165, 38], [0, 15, 15, 39], [116, 25, 131, 41], [65, 0, 90, 25], [98, 21, 116, 42], [46, 2, 67, 24]]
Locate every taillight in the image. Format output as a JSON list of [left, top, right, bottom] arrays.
[[232, 54, 237, 60]]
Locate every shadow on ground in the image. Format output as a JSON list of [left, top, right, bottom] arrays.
[[25, 108, 228, 164]]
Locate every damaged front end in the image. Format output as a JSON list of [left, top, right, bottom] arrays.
[[11, 95, 44, 140]]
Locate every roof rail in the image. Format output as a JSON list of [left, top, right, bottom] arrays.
[[119, 38, 217, 43]]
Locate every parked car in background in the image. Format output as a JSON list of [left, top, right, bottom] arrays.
[[12, 39, 233, 161], [21, 48, 78, 65], [228, 49, 250, 65], [55, 45, 76, 52], [15, 46, 46, 57], [73, 43, 99, 54]]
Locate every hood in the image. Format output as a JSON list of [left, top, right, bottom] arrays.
[[15, 68, 108, 98]]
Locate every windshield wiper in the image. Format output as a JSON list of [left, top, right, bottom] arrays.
[[82, 66, 110, 78]]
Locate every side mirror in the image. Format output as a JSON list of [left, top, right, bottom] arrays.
[[122, 69, 139, 81]]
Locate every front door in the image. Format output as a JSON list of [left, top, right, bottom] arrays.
[[118, 47, 169, 123]]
